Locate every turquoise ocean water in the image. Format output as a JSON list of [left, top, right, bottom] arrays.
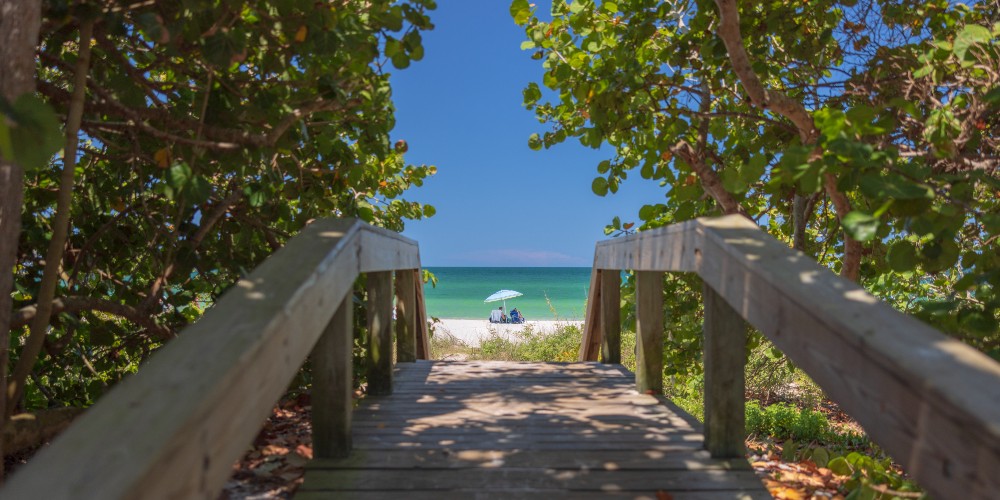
[[422, 267, 591, 320]]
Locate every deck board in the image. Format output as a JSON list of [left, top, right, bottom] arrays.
[[297, 360, 768, 499]]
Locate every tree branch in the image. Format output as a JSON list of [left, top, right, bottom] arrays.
[[9, 19, 95, 414], [713, 0, 861, 281], [671, 141, 747, 217], [10, 296, 174, 341]]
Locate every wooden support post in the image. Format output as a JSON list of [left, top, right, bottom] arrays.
[[635, 271, 665, 394], [395, 269, 417, 362], [702, 282, 747, 458], [311, 293, 353, 458], [579, 269, 603, 361], [367, 271, 394, 395], [600, 270, 621, 364], [414, 269, 431, 359]]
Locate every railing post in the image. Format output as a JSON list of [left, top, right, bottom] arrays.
[[367, 271, 394, 395], [395, 269, 417, 362], [600, 269, 621, 364], [311, 292, 353, 458], [635, 271, 664, 394], [702, 282, 747, 458]]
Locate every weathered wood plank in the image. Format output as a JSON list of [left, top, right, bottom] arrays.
[[298, 361, 765, 497], [299, 468, 765, 491], [635, 271, 665, 394], [600, 270, 622, 364], [593, 219, 702, 272], [588, 214, 1000, 498], [395, 268, 418, 362], [311, 293, 354, 459], [308, 449, 752, 470], [366, 271, 394, 396], [297, 491, 770, 500], [0, 219, 383, 499], [702, 283, 746, 458], [358, 225, 420, 272]]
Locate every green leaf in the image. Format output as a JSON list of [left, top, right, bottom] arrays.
[[509, 0, 531, 25], [384, 37, 402, 58], [523, 82, 542, 107], [528, 133, 542, 150], [923, 239, 960, 272], [812, 448, 830, 468], [721, 165, 745, 194], [638, 204, 656, 221], [187, 176, 212, 205], [887, 241, 918, 272], [0, 94, 63, 170], [167, 163, 193, 190], [982, 213, 1000, 233], [846, 105, 875, 126], [842, 211, 880, 242], [357, 205, 375, 223], [953, 24, 992, 60], [984, 86, 1000, 105], [423, 204, 436, 217], [912, 65, 933, 79], [390, 53, 411, 69], [247, 190, 266, 207], [923, 108, 960, 157], [828, 456, 852, 476], [742, 155, 767, 183], [592, 176, 609, 196]]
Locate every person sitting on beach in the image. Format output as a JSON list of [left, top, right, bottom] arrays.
[[489, 306, 504, 323], [510, 308, 524, 324]]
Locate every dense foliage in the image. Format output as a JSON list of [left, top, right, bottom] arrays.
[[4, 0, 437, 410], [512, 0, 1000, 355]]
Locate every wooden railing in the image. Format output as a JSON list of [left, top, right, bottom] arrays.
[[1, 218, 430, 499], [581, 214, 1000, 499]]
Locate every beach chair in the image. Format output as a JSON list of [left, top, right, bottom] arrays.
[[489, 309, 503, 323], [510, 310, 524, 324]]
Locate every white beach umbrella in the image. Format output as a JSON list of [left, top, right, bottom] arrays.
[[484, 289, 523, 312]]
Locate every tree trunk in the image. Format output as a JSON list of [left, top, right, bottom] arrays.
[[8, 19, 94, 414], [0, 0, 44, 482]]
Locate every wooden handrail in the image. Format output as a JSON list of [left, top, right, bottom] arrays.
[[581, 214, 1000, 499], [1, 218, 430, 499]]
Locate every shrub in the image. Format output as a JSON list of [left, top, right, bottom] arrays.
[[765, 403, 799, 439], [791, 408, 828, 442], [745, 402, 829, 442], [745, 401, 766, 435]]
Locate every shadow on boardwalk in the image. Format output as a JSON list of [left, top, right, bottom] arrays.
[[296, 360, 769, 499]]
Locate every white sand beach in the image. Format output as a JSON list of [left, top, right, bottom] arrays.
[[432, 318, 584, 347]]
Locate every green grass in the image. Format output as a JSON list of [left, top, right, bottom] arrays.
[[429, 322, 637, 370]]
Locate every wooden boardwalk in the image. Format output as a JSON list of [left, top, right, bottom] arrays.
[[297, 360, 768, 499]]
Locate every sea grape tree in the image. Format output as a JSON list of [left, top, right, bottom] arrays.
[[512, 0, 1000, 354], [2, 0, 438, 411]]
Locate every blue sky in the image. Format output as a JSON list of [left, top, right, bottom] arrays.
[[391, 1, 666, 267]]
